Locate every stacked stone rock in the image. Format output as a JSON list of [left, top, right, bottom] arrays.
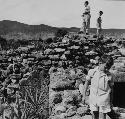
[[43, 35, 99, 71], [47, 36, 96, 119], [49, 67, 91, 119], [48, 35, 125, 119]]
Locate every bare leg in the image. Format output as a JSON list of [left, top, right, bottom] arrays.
[[97, 28, 102, 39], [86, 14, 91, 35], [83, 22, 86, 34], [99, 112, 106, 119], [86, 18, 90, 35], [79, 83, 85, 95], [96, 29, 98, 35], [97, 29, 99, 37], [92, 111, 99, 119]]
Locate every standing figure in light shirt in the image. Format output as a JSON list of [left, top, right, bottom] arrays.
[[97, 11, 103, 39], [81, 1, 91, 35], [83, 55, 114, 119]]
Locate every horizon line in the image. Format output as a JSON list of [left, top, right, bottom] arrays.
[[0, 19, 125, 30]]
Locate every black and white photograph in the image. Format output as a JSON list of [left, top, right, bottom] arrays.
[[0, 0, 125, 119]]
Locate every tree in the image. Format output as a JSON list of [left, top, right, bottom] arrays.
[[45, 38, 53, 44], [55, 29, 68, 38]]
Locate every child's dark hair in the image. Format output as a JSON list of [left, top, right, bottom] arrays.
[[99, 11, 103, 15], [85, 1, 89, 5], [99, 55, 114, 69]]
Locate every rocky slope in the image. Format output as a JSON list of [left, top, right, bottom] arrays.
[[47, 34, 125, 119]]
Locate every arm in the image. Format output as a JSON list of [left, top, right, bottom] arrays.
[[83, 80, 89, 97], [82, 75, 91, 104], [82, 68, 95, 103]]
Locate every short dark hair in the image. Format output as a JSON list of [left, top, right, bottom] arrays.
[[85, 1, 89, 5], [99, 11, 103, 15], [99, 55, 114, 68]]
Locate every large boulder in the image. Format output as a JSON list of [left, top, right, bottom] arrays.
[[50, 80, 75, 91], [50, 71, 76, 91], [63, 90, 82, 106], [65, 106, 77, 117], [119, 48, 125, 56], [54, 48, 65, 53], [49, 91, 63, 106], [54, 105, 67, 116], [77, 105, 90, 116], [44, 48, 53, 55]]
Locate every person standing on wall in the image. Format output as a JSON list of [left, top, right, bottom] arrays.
[[81, 1, 91, 35], [83, 55, 114, 119], [97, 11, 103, 39]]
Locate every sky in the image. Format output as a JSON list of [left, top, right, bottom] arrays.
[[0, 0, 125, 29]]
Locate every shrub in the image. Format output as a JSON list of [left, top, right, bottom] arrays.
[[55, 29, 68, 38]]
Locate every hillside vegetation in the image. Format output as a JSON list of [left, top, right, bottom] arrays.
[[0, 20, 125, 41]]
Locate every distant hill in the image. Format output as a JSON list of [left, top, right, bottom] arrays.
[[0, 20, 125, 37], [0, 20, 58, 35]]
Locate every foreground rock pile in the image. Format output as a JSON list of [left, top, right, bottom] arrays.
[[48, 34, 125, 119], [0, 33, 125, 119], [49, 66, 91, 119]]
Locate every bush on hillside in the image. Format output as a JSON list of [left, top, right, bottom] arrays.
[[55, 29, 68, 38]]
